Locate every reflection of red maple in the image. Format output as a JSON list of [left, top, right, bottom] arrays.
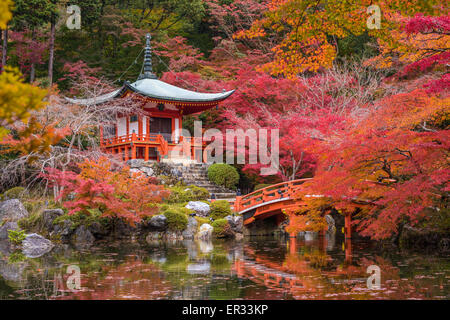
[[54, 259, 172, 300], [233, 244, 441, 300]]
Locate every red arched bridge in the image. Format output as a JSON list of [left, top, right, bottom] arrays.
[[234, 179, 312, 227], [234, 178, 353, 239]]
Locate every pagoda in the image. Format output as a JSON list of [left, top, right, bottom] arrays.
[[67, 34, 234, 163]]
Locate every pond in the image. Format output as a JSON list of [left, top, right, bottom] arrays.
[[0, 235, 448, 300]]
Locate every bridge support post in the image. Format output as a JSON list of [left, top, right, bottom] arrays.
[[344, 213, 352, 263], [344, 213, 351, 239]]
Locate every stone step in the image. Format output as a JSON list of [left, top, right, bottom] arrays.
[[211, 193, 238, 199]]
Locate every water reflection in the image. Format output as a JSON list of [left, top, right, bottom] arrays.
[[0, 234, 448, 300]]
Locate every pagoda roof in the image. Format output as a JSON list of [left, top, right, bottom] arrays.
[[66, 79, 234, 105], [65, 33, 234, 110]]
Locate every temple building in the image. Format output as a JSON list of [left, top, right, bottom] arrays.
[[67, 34, 234, 163]]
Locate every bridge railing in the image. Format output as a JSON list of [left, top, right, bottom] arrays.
[[235, 178, 312, 213]]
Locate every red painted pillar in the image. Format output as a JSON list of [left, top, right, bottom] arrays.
[[131, 133, 136, 160], [289, 236, 297, 254], [124, 146, 129, 162], [145, 146, 149, 161]]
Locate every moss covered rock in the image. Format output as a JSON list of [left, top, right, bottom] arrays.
[[210, 200, 232, 220], [212, 219, 234, 238], [163, 209, 188, 231]]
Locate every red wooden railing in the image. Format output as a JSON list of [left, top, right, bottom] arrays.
[[101, 133, 164, 147], [234, 178, 312, 213]]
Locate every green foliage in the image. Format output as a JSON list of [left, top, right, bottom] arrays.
[[212, 219, 233, 238], [53, 211, 111, 232], [8, 251, 27, 263], [167, 184, 209, 203], [163, 209, 188, 231], [23, 200, 45, 215], [210, 200, 232, 220], [18, 211, 43, 232], [207, 164, 239, 189], [254, 184, 271, 191], [3, 187, 27, 200], [8, 228, 27, 245]]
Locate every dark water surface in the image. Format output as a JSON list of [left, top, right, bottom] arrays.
[[0, 236, 448, 300]]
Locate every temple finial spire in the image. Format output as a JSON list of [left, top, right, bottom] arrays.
[[139, 33, 157, 80]]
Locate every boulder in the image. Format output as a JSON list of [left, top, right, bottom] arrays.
[[0, 221, 18, 241], [0, 199, 29, 223], [140, 166, 154, 177], [182, 217, 198, 240], [87, 222, 111, 238], [225, 215, 243, 233], [51, 219, 74, 242], [127, 159, 144, 168], [22, 233, 54, 258], [114, 219, 141, 238], [197, 223, 213, 240], [72, 225, 95, 248], [41, 208, 64, 231], [185, 201, 210, 217], [148, 214, 168, 230]]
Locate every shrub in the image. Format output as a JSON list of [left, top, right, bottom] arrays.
[[8, 229, 27, 245], [3, 187, 27, 200], [207, 164, 239, 189], [167, 184, 209, 203], [163, 209, 188, 231], [212, 219, 234, 238], [210, 200, 232, 220]]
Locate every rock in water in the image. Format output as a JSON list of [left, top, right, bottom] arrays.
[[182, 217, 198, 240], [0, 221, 18, 240], [148, 214, 168, 230], [0, 199, 29, 223], [51, 219, 74, 242], [197, 223, 213, 240], [225, 215, 243, 233], [185, 201, 210, 217], [73, 225, 95, 248], [22, 233, 54, 258]]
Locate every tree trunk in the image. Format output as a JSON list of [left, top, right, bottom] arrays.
[[1, 28, 8, 73], [30, 29, 36, 82], [48, 18, 55, 86]]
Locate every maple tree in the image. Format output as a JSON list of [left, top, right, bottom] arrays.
[[234, 0, 445, 78], [286, 12, 449, 239], [44, 157, 169, 226]]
